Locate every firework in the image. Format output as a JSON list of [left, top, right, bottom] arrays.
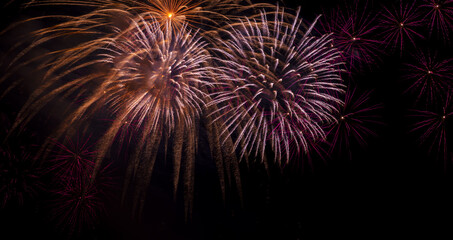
[[47, 135, 96, 181], [325, 86, 382, 159], [0, 146, 43, 208], [48, 160, 113, 236], [210, 6, 345, 165], [403, 50, 453, 105], [319, 0, 382, 73], [419, 0, 453, 42], [23, 0, 272, 35], [409, 92, 453, 169], [378, 0, 425, 56], [2, 3, 239, 218]]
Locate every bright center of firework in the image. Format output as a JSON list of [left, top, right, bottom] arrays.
[[400, 23, 404, 27], [428, 70, 433, 74], [352, 37, 357, 41], [435, 4, 440, 9], [340, 116, 345, 120], [443, 115, 446, 120], [168, 13, 173, 18]]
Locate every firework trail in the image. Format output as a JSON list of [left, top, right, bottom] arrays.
[[378, 0, 425, 56], [403, 50, 453, 105], [319, 0, 382, 74], [325, 86, 382, 159], [210, 6, 345, 165], [23, 0, 273, 37]]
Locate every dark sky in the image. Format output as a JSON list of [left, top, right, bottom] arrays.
[[1, 0, 453, 239]]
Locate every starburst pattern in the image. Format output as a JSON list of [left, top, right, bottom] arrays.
[[48, 159, 113, 236], [410, 92, 453, 169], [403, 51, 453, 104], [325, 86, 382, 159], [210, 7, 345, 164], [378, 0, 425, 56], [47, 135, 96, 181], [319, 0, 382, 73], [0, 146, 43, 208], [419, 0, 453, 42]]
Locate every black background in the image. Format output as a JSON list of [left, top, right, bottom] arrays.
[[1, 0, 453, 239]]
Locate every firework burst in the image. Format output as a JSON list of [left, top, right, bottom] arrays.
[[48, 160, 113, 236], [378, 0, 425, 56], [409, 92, 453, 170], [0, 146, 43, 208], [403, 50, 453, 105], [2, 6, 230, 218], [325, 86, 383, 159], [319, 0, 382, 73], [419, 0, 453, 42], [210, 6, 345, 165]]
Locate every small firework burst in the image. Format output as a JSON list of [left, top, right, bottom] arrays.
[[47, 135, 96, 181], [409, 92, 453, 169], [319, 0, 382, 73], [0, 146, 43, 208], [211, 6, 345, 165], [419, 0, 453, 42], [378, 0, 425, 56], [403, 51, 453, 104], [48, 161, 113, 236], [325, 86, 383, 159]]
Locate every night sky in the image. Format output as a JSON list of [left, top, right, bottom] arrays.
[[1, 0, 453, 239]]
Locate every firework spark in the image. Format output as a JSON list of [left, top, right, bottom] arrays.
[[378, 0, 425, 56], [210, 6, 345, 165]]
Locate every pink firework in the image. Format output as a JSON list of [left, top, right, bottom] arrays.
[[48, 135, 96, 181], [210, 6, 345, 164], [325, 86, 383, 159], [48, 157, 114, 236], [410, 92, 453, 169], [319, 0, 382, 74], [419, 0, 453, 42], [0, 146, 43, 208], [378, 0, 425, 56], [403, 51, 453, 104]]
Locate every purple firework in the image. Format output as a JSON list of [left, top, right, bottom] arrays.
[[210, 6, 345, 164], [0, 146, 43, 208], [419, 0, 453, 42], [378, 0, 425, 56], [319, 0, 382, 74], [325, 87, 382, 159], [410, 92, 453, 169], [403, 51, 453, 104], [48, 135, 96, 181], [48, 156, 114, 236]]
